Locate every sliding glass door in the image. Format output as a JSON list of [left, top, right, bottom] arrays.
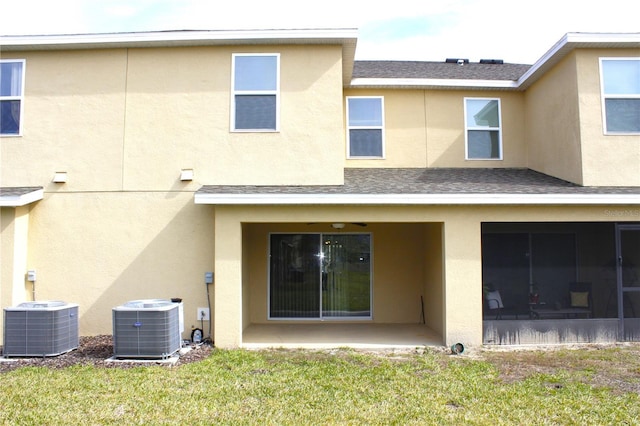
[[269, 233, 371, 319]]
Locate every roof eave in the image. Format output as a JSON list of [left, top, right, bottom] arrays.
[[518, 32, 640, 89], [349, 78, 520, 90], [0, 188, 44, 207], [0, 28, 359, 50], [194, 193, 640, 206]]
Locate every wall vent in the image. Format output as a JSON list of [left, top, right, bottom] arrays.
[[3, 301, 79, 357]]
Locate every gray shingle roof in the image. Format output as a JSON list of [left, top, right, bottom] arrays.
[[0, 187, 43, 197], [0, 186, 44, 207], [353, 61, 532, 81], [197, 168, 640, 195]]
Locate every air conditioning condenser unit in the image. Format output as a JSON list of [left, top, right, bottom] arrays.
[[112, 299, 182, 359], [3, 301, 79, 357]]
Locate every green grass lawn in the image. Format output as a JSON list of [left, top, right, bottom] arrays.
[[2, 346, 639, 425]]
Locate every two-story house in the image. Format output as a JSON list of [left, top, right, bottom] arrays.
[[1, 29, 639, 349]]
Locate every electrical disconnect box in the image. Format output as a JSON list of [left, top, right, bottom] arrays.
[[27, 270, 37, 282], [205, 272, 213, 284]]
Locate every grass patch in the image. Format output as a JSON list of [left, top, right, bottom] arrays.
[[2, 346, 640, 425]]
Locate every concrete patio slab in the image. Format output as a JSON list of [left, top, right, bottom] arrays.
[[242, 323, 442, 349]]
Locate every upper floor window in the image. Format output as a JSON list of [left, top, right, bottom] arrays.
[[465, 98, 502, 160], [232, 54, 279, 132], [0, 59, 25, 136], [600, 58, 640, 134], [347, 96, 384, 158]]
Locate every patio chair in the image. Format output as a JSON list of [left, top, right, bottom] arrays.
[[485, 289, 522, 320], [485, 289, 518, 319], [485, 290, 504, 319]]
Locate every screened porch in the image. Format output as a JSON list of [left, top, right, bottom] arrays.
[[482, 222, 640, 344]]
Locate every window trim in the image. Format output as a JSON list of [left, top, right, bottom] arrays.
[[599, 57, 640, 135], [464, 97, 503, 161], [231, 53, 280, 132], [0, 59, 25, 137], [346, 96, 385, 159]]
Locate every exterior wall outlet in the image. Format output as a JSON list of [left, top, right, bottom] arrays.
[[197, 307, 210, 321]]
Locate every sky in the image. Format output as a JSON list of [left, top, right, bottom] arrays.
[[1, 0, 639, 64]]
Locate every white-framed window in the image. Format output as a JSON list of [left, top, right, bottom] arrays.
[[0, 59, 25, 136], [231, 53, 279, 132], [600, 58, 640, 134], [347, 96, 384, 158], [465, 98, 502, 160]]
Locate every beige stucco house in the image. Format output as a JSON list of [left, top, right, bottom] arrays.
[[1, 29, 639, 349]]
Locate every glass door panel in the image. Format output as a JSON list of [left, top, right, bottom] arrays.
[[322, 234, 371, 318], [269, 234, 321, 318]]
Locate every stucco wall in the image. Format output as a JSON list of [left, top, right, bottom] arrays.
[[526, 48, 640, 186], [0, 209, 12, 345], [1, 50, 128, 191], [426, 90, 527, 168], [343, 89, 428, 167], [0, 206, 36, 344], [1, 207, 32, 345], [423, 223, 444, 337], [25, 192, 215, 339], [1, 206, 31, 304], [525, 53, 583, 184], [576, 49, 640, 186], [343, 88, 527, 168], [1, 44, 346, 189]]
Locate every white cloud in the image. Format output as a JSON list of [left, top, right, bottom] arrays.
[[1, 0, 90, 35]]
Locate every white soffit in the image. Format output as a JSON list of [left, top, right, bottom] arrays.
[[350, 78, 519, 90], [195, 193, 640, 206]]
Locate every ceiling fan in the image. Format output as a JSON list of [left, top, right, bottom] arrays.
[[306, 222, 368, 228]]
